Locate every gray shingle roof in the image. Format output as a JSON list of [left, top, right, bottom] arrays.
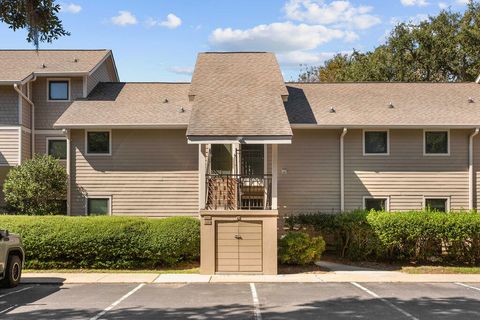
[[285, 82, 480, 127], [54, 82, 192, 128], [186, 52, 292, 137], [0, 50, 111, 82]]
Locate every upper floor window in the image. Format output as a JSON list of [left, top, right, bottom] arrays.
[[86, 130, 111, 155], [364, 130, 389, 155], [48, 80, 70, 101], [424, 130, 449, 155], [47, 138, 67, 160]]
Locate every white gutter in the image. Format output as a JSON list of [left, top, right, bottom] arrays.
[[469, 128, 479, 210], [65, 128, 71, 216], [340, 128, 348, 212], [14, 75, 37, 156]]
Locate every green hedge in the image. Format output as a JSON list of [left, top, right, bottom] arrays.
[[286, 210, 480, 265], [0, 215, 200, 269]]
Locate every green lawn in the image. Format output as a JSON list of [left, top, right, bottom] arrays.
[[402, 266, 480, 274]]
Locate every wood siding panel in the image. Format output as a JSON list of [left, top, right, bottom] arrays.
[[32, 77, 83, 129], [70, 129, 199, 216], [0, 128, 19, 166], [278, 129, 341, 215], [87, 58, 116, 95], [0, 86, 18, 125], [344, 129, 470, 211], [21, 130, 31, 162]]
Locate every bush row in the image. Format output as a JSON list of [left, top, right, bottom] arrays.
[[285, 210, 480, 265], [0, 216, 200, 269]]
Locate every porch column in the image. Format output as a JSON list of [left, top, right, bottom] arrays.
[[199, 144, 206, 210], [272, 144, 278, 210]]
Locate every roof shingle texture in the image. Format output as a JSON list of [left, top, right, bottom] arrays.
[[0, 50, 110, 82], [285, 82, 480, 126], [186, 52, 292, 137], [54, 82, 192, 127]]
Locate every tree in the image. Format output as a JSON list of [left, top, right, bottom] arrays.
[[0, 0, 70, 49], [298, 1, 480, 82], [3, 154, 68, 215]]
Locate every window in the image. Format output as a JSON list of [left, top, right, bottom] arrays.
[[424, 130, 449, 155], [86, 131, 111, 155], [47, 138, 67, 160], [87, 197, 110, 215], [363, 197, 389, 211], [424, 198, 449, 212], [48, 80, 69, 101], [364, 130, 389, 155]]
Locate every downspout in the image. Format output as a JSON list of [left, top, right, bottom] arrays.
[[469, 128, 479, 210], [13, 75, 37, 157], [340, 128, 348, 212], [65, 129, 71, 216]]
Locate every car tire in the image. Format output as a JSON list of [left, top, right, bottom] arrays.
[[1, 255, 22, 288]]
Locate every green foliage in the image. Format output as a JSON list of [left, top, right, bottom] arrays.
[[0, 0, 70, 49], [278, 232, 326, 265], [0, 216, 200, 269], [286, 210, 480, 265], [298, 1, 480, 82], [3, 155, 67, 215]]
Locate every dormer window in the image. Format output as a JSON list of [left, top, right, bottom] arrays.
[[48, 79, 70, 101]]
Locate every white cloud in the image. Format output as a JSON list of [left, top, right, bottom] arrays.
[[111, 11, 138, 26], [168, 66, 194, 75], [400, 0, 429, 6], [60, 3, 82, 14], [455, 0, 469, 4], [209, 22, 354, 53], [146, 14, 182, 29], [284, 0, 381, 30], [438, 2, 448, 9], [277, 51, 337, 65]]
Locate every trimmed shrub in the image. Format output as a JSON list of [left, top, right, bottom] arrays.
[[3, 155, 67, 215], [278, 232, 326, 265], [0, 215, 200, 269], [286, 210, 480, 265]]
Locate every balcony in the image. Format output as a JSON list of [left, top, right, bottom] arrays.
[[205, 174, 272, 210]]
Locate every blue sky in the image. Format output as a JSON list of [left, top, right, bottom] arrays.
[[0, 0, 471, 82]]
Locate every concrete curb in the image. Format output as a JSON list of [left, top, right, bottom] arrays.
[[21, 272, 480, 284]]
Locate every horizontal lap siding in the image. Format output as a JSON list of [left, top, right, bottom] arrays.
[[0, 86, 18, 125], [21, 130, 31, 162], [345, 129, 469, 211], [278, 129, 341, 215], [0, 128, 19, 166], [70, 129, 199, 216], [87, 58, 116, 94]]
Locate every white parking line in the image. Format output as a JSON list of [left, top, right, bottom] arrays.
[[454, 282, 480, 292], [250, 283, 262, 320], [351, 282, 419, 320], [0, 286, 34, 299], [89, 283, 145, 320], [0, 305, 17, 314]]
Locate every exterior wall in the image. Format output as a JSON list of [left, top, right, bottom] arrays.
[[21, 129, 31, 163], [0, 86, 19, 126], [87, 57, 117, 95], [35, 131, 65, 156], [20, 84, 31, 129], [32, 77, 84, 129], [278, 129, 341, 215], [344, 129, 469, 211], [0, 128, 20, 166], [473, 134, 480, 209], [70, 129, 199, 216]]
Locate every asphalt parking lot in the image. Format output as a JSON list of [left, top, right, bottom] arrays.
[[1, 282, 480, 320]]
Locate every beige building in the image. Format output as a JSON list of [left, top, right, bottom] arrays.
[[1, 50, 480, 274]]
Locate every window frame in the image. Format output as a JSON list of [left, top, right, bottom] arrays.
[[85, 129, 112, 156], [45, 137, 67, 160], [423, 196, 450, 212], [363, 129, 390, 156], [47, 78, 71, 102], [423, 129, 450, 156], [85, 195, 112, 216], [362, 196, 390, 212]]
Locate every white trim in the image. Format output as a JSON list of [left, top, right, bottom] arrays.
[[363, 129, 390, 156], [85, 129, 112, 156], [17, 88, 22, 125], [423, 129, 450, 156], [340, 128, 347, 212], [423, 196, 451, 212], [362, 196, 390, 211], [66, 129, 71, 216], [45, 137, 67, 160], [85, 195, 112, 216], [469, 129, 479, 210], [46, 78, 71, 102], [0, 126, 22, 130], [21, 127, 31, 134], [271, 144, 278, 210], [188, 136, 292, 145]]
